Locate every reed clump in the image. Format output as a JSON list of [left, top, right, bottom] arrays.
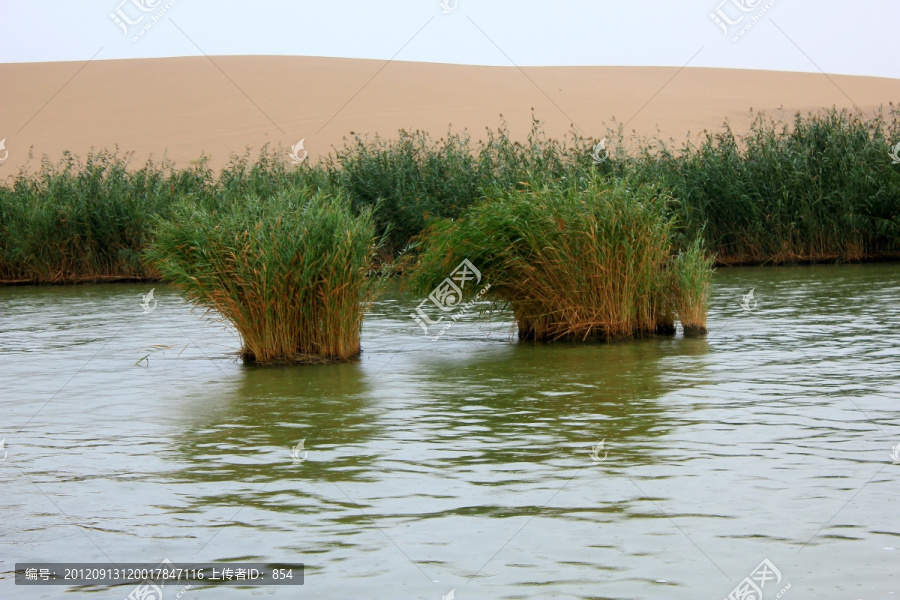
[[669, 238, 715, 334], [409, 177, 714, 341], [145, 187, 382, 365]]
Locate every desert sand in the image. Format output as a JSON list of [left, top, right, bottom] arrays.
[[2, 55, 899, 175]]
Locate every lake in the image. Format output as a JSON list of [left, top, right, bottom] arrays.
[[1, 263, 898, 599]]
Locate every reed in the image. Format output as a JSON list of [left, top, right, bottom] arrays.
[[326, 117, 591, 256], [0, 150, 210, 283], [327, 129, 484, 255], [409, 177, 710, 341], [2, 109, 898, 285], [145, 187, 383, 364], [669, 237, 715, 334], [618, 107, 900, 264]]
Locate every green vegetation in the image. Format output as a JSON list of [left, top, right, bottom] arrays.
[[408, 178, 712, 341], [145, 187, 382, 364], [0, 150, 209, 282], [1, 107, 897, 318], [617, 108, 900, 264], [326, 121, 586, 256], [668, 238, 715, 334]]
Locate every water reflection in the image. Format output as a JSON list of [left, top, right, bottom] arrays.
[[167, 360, 380, 518], [399, 337, 712, 470]]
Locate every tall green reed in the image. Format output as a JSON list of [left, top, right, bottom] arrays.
[[409, 177, 710, 341], [618, 107, 900, 263], [145, 187, 383, 364], [2, 108, 898, 286], [0, 149, 211, 282]]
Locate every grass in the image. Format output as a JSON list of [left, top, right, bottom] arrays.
[[0, 150, 211, 282], [144, 186, 383, 364], [408, 177, 713, 341], [669, 237, 715, 334], [325, 117, 589, 256], [618, 107, 900, 264], [1, 107, 897, 287], [0, 146, 327, 284]]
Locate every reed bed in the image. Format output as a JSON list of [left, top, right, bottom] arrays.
[[1, 108, 898, 285], [326, 117, 592, 256], [408, 177, 713, 341], [145, 187, 382, 365], [618, 107, 900, 264], [0, 150, 211, 283]]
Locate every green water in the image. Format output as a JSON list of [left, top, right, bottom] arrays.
[[1, 264, 899, 599]]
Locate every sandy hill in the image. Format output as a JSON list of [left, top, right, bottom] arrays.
[[2, 56, 899, 175]]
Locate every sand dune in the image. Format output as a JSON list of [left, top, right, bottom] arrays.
[[2, 55, 899, 175]]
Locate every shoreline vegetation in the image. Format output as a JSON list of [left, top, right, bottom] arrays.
[[1, 107, 897, 360], [2, 107, 899, 285], [2, 107, 898, 287]]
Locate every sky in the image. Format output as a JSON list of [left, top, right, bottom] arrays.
[[1, 1, 898, 79]]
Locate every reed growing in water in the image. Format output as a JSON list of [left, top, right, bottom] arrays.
[[409, 177, 714, 341], [326, 118, 585, 256], [145, 187, 383, 364], [0, 146, 325, 284], [668, 237, 715, 334]]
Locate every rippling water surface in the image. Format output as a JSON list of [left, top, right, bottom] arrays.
[[1, 264, 899, 599]]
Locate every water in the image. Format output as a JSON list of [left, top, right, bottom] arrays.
[[1, 264, 899, 599]]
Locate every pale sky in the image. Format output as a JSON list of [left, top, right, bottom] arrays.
[[1, 1, 898, 78]]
